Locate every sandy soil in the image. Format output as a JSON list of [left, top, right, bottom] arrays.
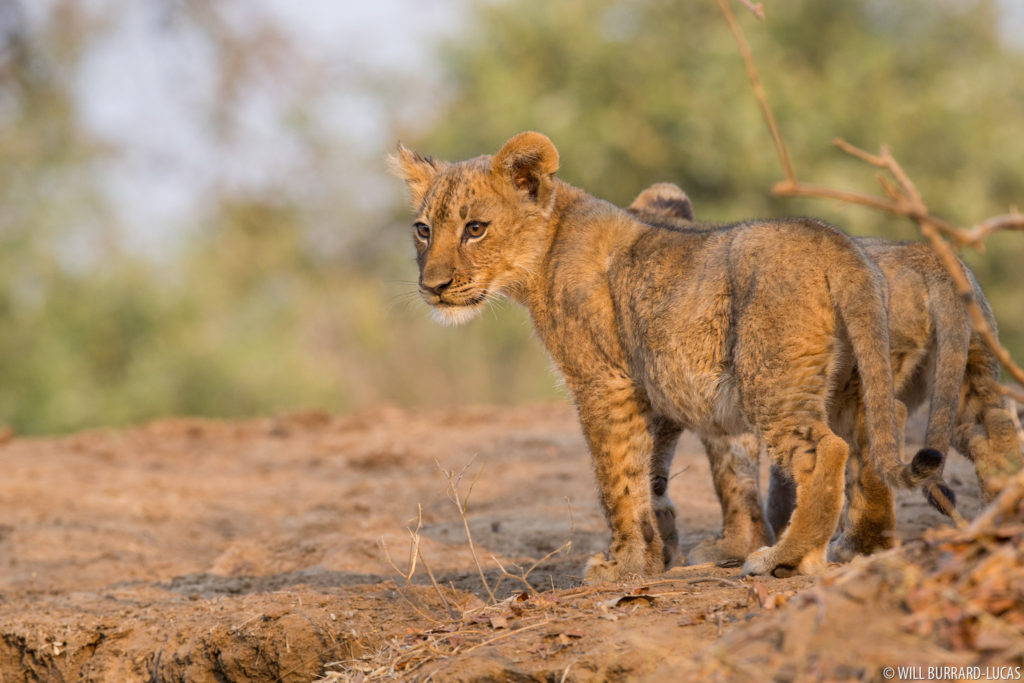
[[0, 402, 1005, 681]]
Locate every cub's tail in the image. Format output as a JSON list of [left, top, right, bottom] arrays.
[[826, 241, 944, 491], [918, 254, 971, 519]]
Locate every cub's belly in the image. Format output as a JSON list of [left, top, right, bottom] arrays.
[[639, 362, 748, 435]]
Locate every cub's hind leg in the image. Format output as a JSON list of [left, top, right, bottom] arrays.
[[765, 464, 796, 539], [576, 385, 666, 583], [690, 432, 772, 567], [734, 310, 853, 577], [954, 339, 1024, 502], [829, 400, 905, 562], [744, 422, 849, 576], [955, 402, 1024, 503], [650, 417, 682, 568]]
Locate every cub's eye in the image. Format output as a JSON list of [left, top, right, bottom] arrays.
[[464, 220, 489, 240], [413, 222, 430, 240]]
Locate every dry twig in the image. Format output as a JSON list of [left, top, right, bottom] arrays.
[[490, 497, 575, 597], [458, 618, 554, 655], [379, 504, 459, 622], [438, 458, 497, 603]]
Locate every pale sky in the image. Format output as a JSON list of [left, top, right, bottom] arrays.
[[50, 0, 465, 254]]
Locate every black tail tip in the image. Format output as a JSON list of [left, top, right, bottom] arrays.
[[926, 482, 958, 517], [911, 448, 944, 478]]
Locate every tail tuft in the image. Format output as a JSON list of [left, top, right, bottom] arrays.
[[925, 481, 957, 517], [911, 448, 943, 480]]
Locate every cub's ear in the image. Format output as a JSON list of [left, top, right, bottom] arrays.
[[389, 142, 442, 208], [628, 182, 694, 222], [491, 131, 559, 206]]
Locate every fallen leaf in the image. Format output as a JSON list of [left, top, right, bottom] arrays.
[[678, 613, 707, 627], [601, 594, 656, 609], [974, 627, 1018, 652], [749, 581, 774, 610]]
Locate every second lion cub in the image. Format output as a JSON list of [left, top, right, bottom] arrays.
[[392, 132, 941, 580], [628, 181, 1022, 566]]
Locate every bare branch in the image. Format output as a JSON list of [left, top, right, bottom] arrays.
[[962, 211, 1024, 248], [876, 173, 903, 203], [716, 0, 795, 182], [738, 0, 766, 21], [832, 137, 887, 167]]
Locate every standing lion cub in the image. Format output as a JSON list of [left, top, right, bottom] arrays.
[[391, 131, 942, 580], [628, 182, 1022, 566]]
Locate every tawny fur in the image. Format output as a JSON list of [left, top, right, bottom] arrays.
[[392, 133, 939, 581], [628, 182, 1024, 566]]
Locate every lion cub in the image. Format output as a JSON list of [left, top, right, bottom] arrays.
[[392, 132, 941, 580], [628, 182, 1023, 565]]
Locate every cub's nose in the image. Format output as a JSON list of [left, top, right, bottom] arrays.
[[420, 276, 453, 297]]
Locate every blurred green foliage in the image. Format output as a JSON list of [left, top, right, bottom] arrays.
[[0, 0, 1022, 434]]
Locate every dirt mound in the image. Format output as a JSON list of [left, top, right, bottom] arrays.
[[682, 472, 1024, 680], [0, 403, 1017, 680]]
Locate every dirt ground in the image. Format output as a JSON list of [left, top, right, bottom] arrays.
[[0, 402, 1019, 681]]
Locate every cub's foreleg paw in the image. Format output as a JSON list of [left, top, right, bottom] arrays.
[[583, 553, 622, 584], [689, 538, 746, 568]]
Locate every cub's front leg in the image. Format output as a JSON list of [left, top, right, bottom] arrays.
[[575, 387, 666, 583]]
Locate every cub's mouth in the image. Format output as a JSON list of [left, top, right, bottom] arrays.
[[419, 286, 489, 326]]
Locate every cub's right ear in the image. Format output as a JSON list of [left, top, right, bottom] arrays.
[[491, 131, 559, 207], [388, 142, 441, 208], [628, 182, 694, 222]]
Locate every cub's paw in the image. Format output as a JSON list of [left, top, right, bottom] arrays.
[[741, 546, 776, 576], [584, 544, 662, 583], [583, 553, 624, 584], [688, 538, 746, 568], [743, 545, 825, 577], [654, 501, 680, 567], [827, 534, 858, 564], [828, 531, 891, 563]]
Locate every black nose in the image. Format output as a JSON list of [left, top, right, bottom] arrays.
[[421, 277, 453, 297]]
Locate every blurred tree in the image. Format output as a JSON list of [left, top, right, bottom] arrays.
[[0, 0, 136, 433]]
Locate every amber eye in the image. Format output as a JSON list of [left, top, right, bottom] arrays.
[[464, 221, 489, 240], [413, 222, 430, 241]]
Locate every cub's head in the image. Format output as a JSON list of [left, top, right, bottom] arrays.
[[626, 182, 694, 227], [390, 132, 560, 325]]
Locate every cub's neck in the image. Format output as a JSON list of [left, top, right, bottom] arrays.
[[516, 178, 652, 319]]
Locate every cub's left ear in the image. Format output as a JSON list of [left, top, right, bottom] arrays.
[[491, 131, 559, 206], [628, 182, 694, 222], [388, 142, 443, 208]]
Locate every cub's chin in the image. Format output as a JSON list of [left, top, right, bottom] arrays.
[[431, 302, 484, 327]]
